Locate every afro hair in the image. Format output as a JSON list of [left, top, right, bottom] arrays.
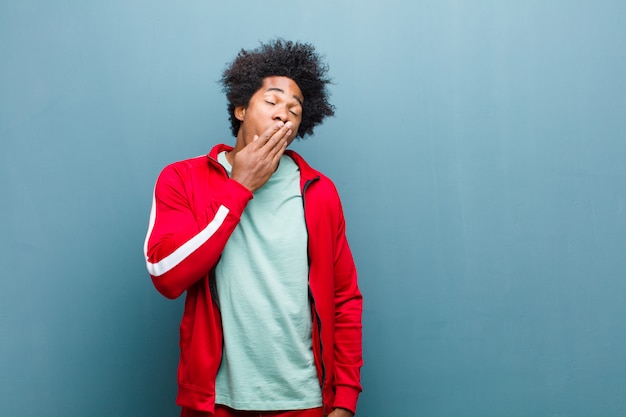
[[221, 39, 335, 139]]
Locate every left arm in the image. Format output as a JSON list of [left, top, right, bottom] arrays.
[[331, 205, 363, 414]]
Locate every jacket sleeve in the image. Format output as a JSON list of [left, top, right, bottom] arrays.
[[143, 162, 253, 299], [331, 199, 363, 414]]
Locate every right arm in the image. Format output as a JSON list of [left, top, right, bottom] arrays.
[[145, 122, 292, 299], [144, 163, 253, 299]]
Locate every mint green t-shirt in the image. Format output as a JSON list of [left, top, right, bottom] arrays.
[[214, 151, 322, 411]]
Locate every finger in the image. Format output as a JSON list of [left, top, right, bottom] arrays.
[[266, 126, 291, 158], [270, 139, 288, 165], [254, 122, 285, 147], [265, 121, 293, 149]]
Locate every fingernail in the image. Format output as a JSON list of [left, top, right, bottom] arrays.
[[277, 121, 284, 128], [285, 121, 293, 129]]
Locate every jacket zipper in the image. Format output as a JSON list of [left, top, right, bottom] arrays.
[[206, 154, 228, 307], [302, 177, 327, 412]]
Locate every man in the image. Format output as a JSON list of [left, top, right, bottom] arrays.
[[144, 39, 362, 417]]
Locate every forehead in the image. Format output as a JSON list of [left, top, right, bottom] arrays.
[[260, 76, 303, 102]]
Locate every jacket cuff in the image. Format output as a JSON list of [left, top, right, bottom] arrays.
[[222, 178, 253, 216], [333, 385, 361, 415]]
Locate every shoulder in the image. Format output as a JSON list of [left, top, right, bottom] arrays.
[[285, 151, 343, 209], [166, 154, 208, 170], [285, 150, 335, 186], [159, 143, 231, 179], [312, 171, 341, 200], [157, 155, 209, 181], [155, 147, 230, 195]]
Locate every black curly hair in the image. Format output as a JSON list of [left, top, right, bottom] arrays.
[[221, 39, 335, 139]]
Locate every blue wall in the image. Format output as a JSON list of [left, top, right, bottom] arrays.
[[2, 1, 625, 416]]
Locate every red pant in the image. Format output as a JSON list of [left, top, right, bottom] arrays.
[[214, 405, 324, 417]]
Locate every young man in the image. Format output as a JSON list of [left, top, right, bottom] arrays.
[[144, 40, 362, 417]]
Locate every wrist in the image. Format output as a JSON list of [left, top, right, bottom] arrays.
[[331, 408, 354, 417]]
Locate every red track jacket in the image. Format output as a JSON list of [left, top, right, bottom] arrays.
[[144, 144, 363, 416]]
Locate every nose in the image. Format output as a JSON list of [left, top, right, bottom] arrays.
[[273, 105, 289, 122]]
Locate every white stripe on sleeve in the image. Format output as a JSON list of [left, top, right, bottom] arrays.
[[144, 196, 230, 277]]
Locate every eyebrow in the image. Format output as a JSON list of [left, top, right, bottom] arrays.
[[266, 87, 304, 107]]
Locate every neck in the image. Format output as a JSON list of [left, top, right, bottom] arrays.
[[225, 133, 246, 166]]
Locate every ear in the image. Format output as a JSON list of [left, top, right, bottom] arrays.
[[234, 105, 246, 122]]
